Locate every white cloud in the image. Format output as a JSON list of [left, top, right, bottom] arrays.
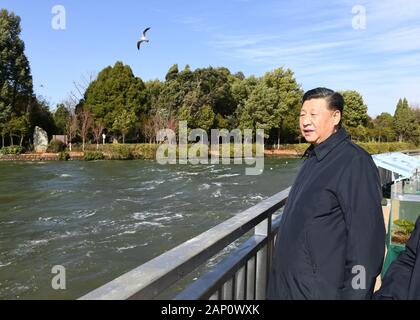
[[201, 1, 420, 116]]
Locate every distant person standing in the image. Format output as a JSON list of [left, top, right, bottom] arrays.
[[267, 88, 386, 300]]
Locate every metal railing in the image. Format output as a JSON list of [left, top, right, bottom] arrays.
[[79, 187, 290, 300]]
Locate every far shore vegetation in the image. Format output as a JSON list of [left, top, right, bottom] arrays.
[[1, 8, 420, 161], [0, 141, 417, 162]]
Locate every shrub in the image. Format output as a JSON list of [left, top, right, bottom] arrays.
[[47, 140, 66, 153], [394, 219, 415, 236], [279, 144, 310, 155], [58, 152, 70, 161], [0, 146, 24, 155], [356, 142, 415, 154], [84, 151, 105, 161], [111, 145, 134, 160]]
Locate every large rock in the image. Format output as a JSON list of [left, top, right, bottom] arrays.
[[34, 126, 48, 153]]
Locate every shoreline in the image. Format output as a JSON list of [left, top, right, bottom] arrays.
[[0, 152, 84, 161], [0, 149, 301, 161]]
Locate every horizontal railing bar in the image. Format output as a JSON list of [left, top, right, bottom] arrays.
[[80, 188, 289, 300]]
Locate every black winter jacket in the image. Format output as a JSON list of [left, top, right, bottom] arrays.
[[267, 127, 386, 300]]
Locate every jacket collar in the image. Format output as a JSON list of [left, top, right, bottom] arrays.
[[303, 127, 349, 161]]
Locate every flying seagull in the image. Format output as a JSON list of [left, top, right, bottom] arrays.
[[137, 27, 150, 50]]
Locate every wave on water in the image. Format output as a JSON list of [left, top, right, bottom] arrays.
[[37, 216, 65, 225], [13, 239, 51, 257], [116, 245, 137, 252], [248, 195, 264, 201], [28, 239, 49, 246], [49, 189, 75, 195], [128, 186, 156, 192], [116, 230, 137, 236], [0, 220, 18, 225], [45, 230, 86, 242], [72, 209, 97, 219], [142, 180, 165, 185], [148, 168, 167, 173], [161, 192, 184, 200], [0, 262, 12, 268], [211, 190, 222, 198], [115, 197, 148, 205], [214, 173, 240, 179], [167, 176, 184, 182], [132, 212, 149, 220], [212, 182, 223, 187], [209, 168, 225, 174], [59, 174, 72, 178], [133, 221, 165, 228], [198, 183, 211, 191], [176, 171, 199, 176], [153, 213, 183, 222]]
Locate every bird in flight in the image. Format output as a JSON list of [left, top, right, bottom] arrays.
[[137, 27, 150, 50]]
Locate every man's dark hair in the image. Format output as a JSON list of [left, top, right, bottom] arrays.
[[302, 87, 344, 128]]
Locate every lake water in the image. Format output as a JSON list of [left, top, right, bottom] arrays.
[[0, 157, 301, 299]]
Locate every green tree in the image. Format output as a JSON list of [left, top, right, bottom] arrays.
[[240, 82, 277, 138], [195, 105, 215, 132], [348, 124, 368, 142], [177, 105, 193, 123], [215, 113, 229, 129], [262, 68, 303, 147], [231, 75, 258, 128], [341, 90, 368, 130], [9, 113, 29, 146], [0, 9, 34, 146], [394, 98, 417, 142], [54, 104, 70, 135], [28, 97, 56, 139], [112, 109, 136, 144], [165, 64, 179, 82], [158, 79, 185, 119], [83, 61, 146, 138], [193, 67, 236, 117], [0, 104, 11, 147], [373, 112, 396, 142]]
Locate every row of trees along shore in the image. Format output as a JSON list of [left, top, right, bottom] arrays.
[[1, 8, 420, 154]]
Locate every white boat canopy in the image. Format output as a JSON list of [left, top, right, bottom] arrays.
[[372, 152, 420, 182]]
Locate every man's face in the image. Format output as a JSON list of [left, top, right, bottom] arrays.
[[300, 98, 341, 145]]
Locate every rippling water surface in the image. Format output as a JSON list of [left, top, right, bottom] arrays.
[[0, 158, 301, 299]]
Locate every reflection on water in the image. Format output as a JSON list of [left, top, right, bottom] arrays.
[[0, 158, 300, 299]]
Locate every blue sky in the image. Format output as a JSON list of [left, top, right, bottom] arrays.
[[1, 0, 420, 117]]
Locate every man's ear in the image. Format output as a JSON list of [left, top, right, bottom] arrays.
[[333, 110, 341, 126]]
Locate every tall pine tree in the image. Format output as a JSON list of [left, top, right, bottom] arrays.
[[0, 9, 34, 146]]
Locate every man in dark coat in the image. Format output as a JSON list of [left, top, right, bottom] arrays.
[[267, 88, 386, 300], [374, 216, 420, 300]]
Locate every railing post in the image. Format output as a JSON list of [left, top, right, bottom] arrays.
[[246, 256, 255, 300], [222, 279, 233, 300], [234, 266, 246, 300], [254, 215, 272, 300]]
